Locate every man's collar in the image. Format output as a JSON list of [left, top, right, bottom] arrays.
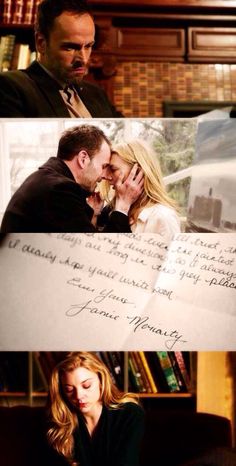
[[37, 61, 65, 89]]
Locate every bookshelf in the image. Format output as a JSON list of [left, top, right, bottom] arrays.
[[0, 26, 35, 71], [1, 0, 39, 26], [0, 0, 39, 70], [0, 352, 47, 406]]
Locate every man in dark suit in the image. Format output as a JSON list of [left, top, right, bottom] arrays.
[[0, 0, 122, 118], [1, 125, 144, 233]]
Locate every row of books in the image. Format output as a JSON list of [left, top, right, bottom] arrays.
[[1, 0, 41, 25], [0, 34, 36, 70], [96, 351, 192, 394], [128, 352, 192, 394], [0, 352, 192, 395]]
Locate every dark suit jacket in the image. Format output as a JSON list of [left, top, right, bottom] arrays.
[[0, 61, 122, 117], [0, 157, 131, 233]]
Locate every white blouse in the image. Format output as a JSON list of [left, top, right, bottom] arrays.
[[131, 204, 181, 240]]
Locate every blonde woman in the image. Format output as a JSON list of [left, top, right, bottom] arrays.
[[47, 352, 144, 466], [98, 139, 181, 240]]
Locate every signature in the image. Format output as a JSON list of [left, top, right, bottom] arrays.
[[126, 315, 187, 350], [66, 300, 120, 321]]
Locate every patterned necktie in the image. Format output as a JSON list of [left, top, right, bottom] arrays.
[[62, 85, 91, 118], [64, 86, 74, 104]]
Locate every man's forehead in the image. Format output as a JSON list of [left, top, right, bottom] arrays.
[[97, 141, 111, 162], [52, 11, 95, 31], [49, 12, 95, 44]]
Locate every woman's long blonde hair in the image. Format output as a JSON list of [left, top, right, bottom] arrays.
[[101, 139, 178, 224], [47, 352, 139, 463]]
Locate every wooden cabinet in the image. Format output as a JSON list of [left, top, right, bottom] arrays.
[[90, 0, 236, 7], [91, 0, 236, 64], [113, 27, 185, 61], [188, 27, 236, 62]]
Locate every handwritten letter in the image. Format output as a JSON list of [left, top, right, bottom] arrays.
[[0, 233, 235, 350]]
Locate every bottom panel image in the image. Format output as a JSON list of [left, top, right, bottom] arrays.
[[1, 233, 236, 351], [0, 351, 235, 466]]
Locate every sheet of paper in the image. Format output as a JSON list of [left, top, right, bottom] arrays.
[[0, 233, 235, 350]]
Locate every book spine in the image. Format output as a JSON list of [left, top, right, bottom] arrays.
[[33, 0, 40, 24], [145, 352, 168, 392], [156, 352, 180, 393], [132, 352, 152, 393], [0, 36, 7, 70], [17, 43, 30, 69], [0, 0, 3, 23], [24, 0, 34, 24], [1, 34, 15, 71], [12, 0, 24, 24], [129, 352, 147, 393], [30, 50, 36, 63], [174, 351, 191, 391], [168, 352, 186, 392], [2, 0, 12, 23], [139, 351, 158, 393], [128, 355, 142, 392], [107, 352, 123, 390], [11, 42, 21, 70]]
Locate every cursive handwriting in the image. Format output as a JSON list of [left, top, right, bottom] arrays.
[[205, 277, 236, 289], [93, 288, 134, 305], [152, 286, 173, 300], [119, 275, 150, 290], [66, 300, 120, 320], [67, 277, 95, 293], [56, 233, 82, 248], [60, 256, 84, 270], [179, 269, 201, 285], [21, 243, 57, 264], [126, 315, 187, 349], [88, 266, 118, 280]]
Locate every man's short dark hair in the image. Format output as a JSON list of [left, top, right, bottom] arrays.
[[35, 0, 93, 41], [57, 125, 111, 161]]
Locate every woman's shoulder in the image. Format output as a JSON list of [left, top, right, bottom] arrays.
[[106, 402, 145, 432], [122, 402, 144, 421], [134, 203, 180, 236], [108, 402, 144, 419], [139, 203, 180, 226], [121, 401, 144, 414], [147, 203, 178, 217]]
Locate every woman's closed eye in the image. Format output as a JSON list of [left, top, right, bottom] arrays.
[[64, 386, 74, 394], [109, 166, 119, 174], [82, 383, 91, 389]]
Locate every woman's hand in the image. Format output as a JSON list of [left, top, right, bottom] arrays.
[[114, 164, 144, 214], [87, 192, 104, 216]]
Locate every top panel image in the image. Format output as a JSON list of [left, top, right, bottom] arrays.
[[1, 0, 236, 118]]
